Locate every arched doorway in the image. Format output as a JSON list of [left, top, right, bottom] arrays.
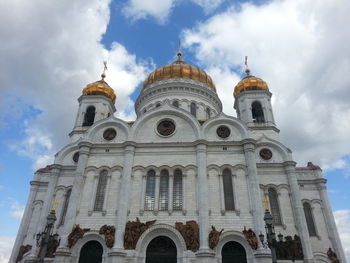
[[78, 240, 103, 263], [222, 241, 247, 263], [146, 236, 177, 263]]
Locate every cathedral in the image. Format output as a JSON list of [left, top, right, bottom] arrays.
[[10, 52, 345, 263]]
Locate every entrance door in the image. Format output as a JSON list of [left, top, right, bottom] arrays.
[[146, 236, 177, 263], [78, 240, 103, 263], [222, 241, 247, 263]]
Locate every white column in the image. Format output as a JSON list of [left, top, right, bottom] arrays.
[[232, 174, 240, 215], [182, 173, 187, 215], [284, 161, 315, 263], [139, 174, 146, 215], [110, 144, 135, 257], [243, 141, 265, 240], [154, 173, 160, 214], [317, 178, 346, 263], [218, 173, 225, 215], [168, 173, 174, 215], [54, 142, 91, 262]]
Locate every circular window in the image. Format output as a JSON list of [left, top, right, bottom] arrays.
[[72, 152, 79, 163], [103, 128, 117, 141], [259, 148, 272, 160], [157, 119, 176, 136], [216, 125, 231, 138]]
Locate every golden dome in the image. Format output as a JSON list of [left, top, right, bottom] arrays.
[[82, 75, 116, 103], [143, 52, 216, 91], [234, 72, 269, 97]]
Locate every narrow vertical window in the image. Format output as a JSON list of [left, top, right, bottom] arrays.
[[268, 188, 282, 225], [159, 170, 169, 211], [252, 101, 265, 123], [223, 169, 234, 210], [190, 102, 197, 117], [173, 169, 183, 210], [172, 100, 179, 107], [94, 170, 108, 211], [206, 107, 211, 119], [59, 188, 71, 226], [145, 170, 156, 211], [303, 202, 317, 236], [83, 106, 96, 126]]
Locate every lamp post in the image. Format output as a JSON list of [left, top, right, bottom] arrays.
[[36, 209, 60, 262], [261, 209, 278, 263]]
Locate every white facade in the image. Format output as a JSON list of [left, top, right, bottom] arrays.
[[10, 61, 345, 263]]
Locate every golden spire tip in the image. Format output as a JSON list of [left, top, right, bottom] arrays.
[[177, 40, 182, 61], [101, 61, 107, 80], [244, 56, 250, 76]]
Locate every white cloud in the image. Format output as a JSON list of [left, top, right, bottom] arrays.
[[334, 210, 350, 261], [191, 0, 226, 13], [0, 0, 151, 169], [9, 201, 24, 220], [182, 0, 350, 169], [0, 236, 15, 263]]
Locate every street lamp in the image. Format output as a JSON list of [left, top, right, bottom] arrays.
[[260, 209, 278, 263], [36, 209, 60, 262]]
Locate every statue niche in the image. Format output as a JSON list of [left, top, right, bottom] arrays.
[[99, 225, 116, 248], [124, 218, 156, 249], [175, 220, 199, 252], [208, 226, 223, 249]]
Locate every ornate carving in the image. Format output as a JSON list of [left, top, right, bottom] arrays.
[[276, 235, 303, 260], [124, 218, 156, 249], [242, 227, 258, 250], [208, 226, 223, 249], [327, 248, 340, 263], [99, 225, 115, 248], [67, 224, 90, 248], [16, 245, 32, 262], [175, 220, 199, 252]]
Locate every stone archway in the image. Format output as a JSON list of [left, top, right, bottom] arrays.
[[78, 240, 103, 263], [146, 236, 177, 263], [221, 241, 247, 263]]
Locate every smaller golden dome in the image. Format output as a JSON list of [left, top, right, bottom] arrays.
[[234, 74, 269, 97], [143, 51, 216, 91], [82, 76, 116, 103]]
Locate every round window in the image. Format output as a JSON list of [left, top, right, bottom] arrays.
[[103, 128, 117, 141], [216, 125, 231, 138], [259, 148, 272, 160], [157, 120, 176, 136]]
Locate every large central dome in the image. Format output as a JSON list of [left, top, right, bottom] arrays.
[[143, 52, 216, 91]]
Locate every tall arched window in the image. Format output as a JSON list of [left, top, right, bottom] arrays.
[[159, 170, 169, 211], [223, 169, 235, 211], [268, 188, 282, 225], [59, 188, 71, 226], [303, 202, 317, 236], [173, 169, 183, 210], [83, 106, 96, 126], [251, 101, 265, 123], [206, 107, 211, 119], [94, 170, 108, 211], [145, 170, 156, 211], [190, 102, 197, 117], [172, 100, 179, 107]]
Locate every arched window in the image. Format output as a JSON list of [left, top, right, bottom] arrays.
[[222, 241, 247, 263], [145, 170, 156, 211], [159, 170, 169, 211], [223, 169, 235, 211], [303, 202, 317, 236], [251, 101, 265, 123], [146, 236, 176, 263], [172, 100, 179, 107], [206, 107, 211, 119], [173, 169, 183, 210], [83, 106, 96, 126], [78, 241, 103, 263], [190, 102, 197, 117], [268, 188, 282, 225], [59, 188, 71, 226], [94, 170, 108, 211]]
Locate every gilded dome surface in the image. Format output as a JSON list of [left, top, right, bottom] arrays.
[[234, 74, 269, 96], [143, 52, 216, 91], [83, 77, 116, 103]]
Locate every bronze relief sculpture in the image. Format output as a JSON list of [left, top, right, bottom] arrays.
[[242, 227, 258, 250], [175, 220, 200, 252], [208, 226, 223, 249], [99, 225, 116, 248], [67, 224, 90, 248], [124, 218, 156, 249]]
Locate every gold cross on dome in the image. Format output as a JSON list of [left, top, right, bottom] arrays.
[[51, 199, 59, 211], [101, 61, 108, 80], [262, 199, 269, 211]]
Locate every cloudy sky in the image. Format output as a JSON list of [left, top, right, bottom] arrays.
[[0, 0, 349, 261]]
